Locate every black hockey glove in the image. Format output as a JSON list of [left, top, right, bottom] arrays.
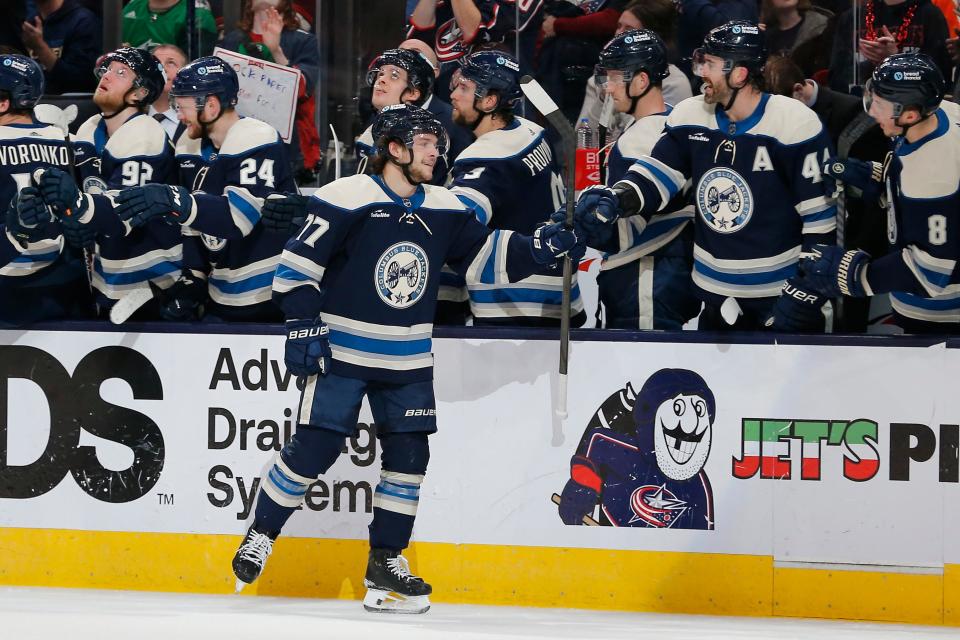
[[155, 273, 207, 321], [765, 276, 828, 333], [801, 244, 871, 298], [284, 318, 332, 378], [261, 193, 309, 235], [572, 186, 620, 246], [115, 184, 195, 229], [530, 221, 585, 265], [6, 188, 53, 243], [822, 156, 885, 203]]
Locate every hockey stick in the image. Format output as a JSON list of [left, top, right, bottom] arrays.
[[551, 493, 600, 526], [328, 124, 342, 180], [520, 75, 576, 419], [597, 94, 615, 185]]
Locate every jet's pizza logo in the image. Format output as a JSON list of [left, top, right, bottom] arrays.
[[375, 242, 429, 309], [553, 369, 716, 530]]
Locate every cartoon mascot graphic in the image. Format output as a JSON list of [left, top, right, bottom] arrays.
[[554, 369, 715, 529]]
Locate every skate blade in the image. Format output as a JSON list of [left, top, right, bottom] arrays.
[[234, 578, 249, 594], [362, 589, 430, 614]]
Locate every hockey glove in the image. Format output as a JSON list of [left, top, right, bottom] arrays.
[[155, 273, 207, 321], [115, 184, 195, 229], [530, 221, 584, 265], [6, 188, 53, 242], [801, 245, 872, 298], [558, 455, 601, 525], [284, 318, 332, 378], [573, 186, 620, 246], [261, 193, 309, 235], [822, 157, 884, 202], [765, 276, 828, 332], [36, 167, 90, 221]]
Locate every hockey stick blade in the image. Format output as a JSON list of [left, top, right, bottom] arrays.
[[551, 493, 600, 526], [109, 286, 155, 325]]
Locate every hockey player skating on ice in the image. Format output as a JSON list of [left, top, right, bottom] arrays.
[[0, 54, 90, 326], [557, 369, 715, 530], [447, 50, 585, 326], [573, 21, 837, 331], [588, 29, 699, 329], [232, 104, 584, 613], [794, 54, 960, 334]]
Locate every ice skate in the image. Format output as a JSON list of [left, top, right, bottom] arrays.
[[232, 526, 274, 592], [362, 548, 432, 614]]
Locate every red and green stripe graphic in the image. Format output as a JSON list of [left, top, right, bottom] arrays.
[[732, 419, 880, 481]]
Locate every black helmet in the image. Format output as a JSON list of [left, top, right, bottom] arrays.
[[866, 53, 945, 118], [697, 20, 767, 74], [455, 50, 523, 110], [170, 56, 240, 110], [596, 29, 669, 84], [0, 55, 44, 110], [366, 48, 435, 106], [373, 103, 449, 157], [95, 47, 166, 106]]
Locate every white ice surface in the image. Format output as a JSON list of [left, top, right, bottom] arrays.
[[1, 587, 957, 640]]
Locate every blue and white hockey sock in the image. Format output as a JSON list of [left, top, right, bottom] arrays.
[[254, 453, 314, 537], [368, 471, 424, 551]]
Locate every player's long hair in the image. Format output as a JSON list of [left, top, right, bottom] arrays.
[[237, 0, 301, 33]]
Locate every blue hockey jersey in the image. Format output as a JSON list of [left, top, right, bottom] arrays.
[[448, 117, 584, 323], [602, 109, 693, 271], [866, 108, 960, 324], [0, 121, 89, 324], [73, 113, 182, 307], [617, 94, 837, 302], [273, 174, 554, 382], [177, 117, 296, 319]]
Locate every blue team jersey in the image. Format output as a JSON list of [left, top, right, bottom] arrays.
[[618, 94, 837, 301], [73, 113, 182, 307], [177, 117, 296, 318], [602, 109, 694, 272], [448, 117, 583, 322], [878, 108, 960, 324], [273, 174, 548, 382], [0, 121, 89, 324], [0, 121, 71, 279]]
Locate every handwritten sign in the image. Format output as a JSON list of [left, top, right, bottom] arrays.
[[212, 47, 301, 142]]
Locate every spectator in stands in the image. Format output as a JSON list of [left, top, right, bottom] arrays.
[[149, 44, 187, 143], [1, 1, 27, 54], [765, 54, 890, 332], [122, 0, 219, 58], [220, 0, 321, 184], [761, 0, 830, 56], [20, 0, 101, 93], [538, 0, 629, 122], [829, 0, 949, 92], [408, 0, 544, 100], [399, 38, 473, 169], [578, 0, 693, 130], [675, 0, 759, 79]]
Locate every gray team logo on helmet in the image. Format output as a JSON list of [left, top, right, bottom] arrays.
[[696, 167, 754, 234], [375, 242, 429, 308]]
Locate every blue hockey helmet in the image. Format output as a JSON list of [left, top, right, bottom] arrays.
[[95, 47, 166, 106], [373, 103, 449, 157], [454, 50, 523, 111], [865, 53, 945, 119], [366, 48, 435, 106], [170, 56, 240, 111], [694, 20, 767, 75], [596, 29, 670, 85], [0, 55, 44, 111]]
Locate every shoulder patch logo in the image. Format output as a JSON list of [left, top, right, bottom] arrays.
[[696, 167, 753, 234], [201, 233, 227, 252], [375, 242, 429, 309]]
